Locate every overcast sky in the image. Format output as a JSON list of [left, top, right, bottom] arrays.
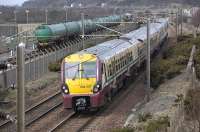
[[0, 0, 28, 6]]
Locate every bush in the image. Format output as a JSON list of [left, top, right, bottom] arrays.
[[0, 89, 9, 101], [48, 62, 61, 72], [175, 56, 188, 65], [166, 65, 183, 79], [194, 51, 200, 79], [150, 34, 200, 88], [138, 112, 152, 122], [184, 89, 193, 116], [111, 128, 135, 132], [174, 94, 184, 103], [145, 116, 169, 132]]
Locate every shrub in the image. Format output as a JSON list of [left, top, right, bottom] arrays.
[[145, 116, 169, 132], [138, 112, 152, 122], [0, 89, 9, 101], [174, 94, 184, 103], [184, 89, 193, 116], [48, 62, 61, 72], [175, 55, 188, 65], [166, 65, 183, 79], [111, 127, 135, 132], [150, 34, 200, 88], [194, 51, 200, 79]]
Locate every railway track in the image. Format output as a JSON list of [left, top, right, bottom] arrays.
[[47, 72, 145, 132], [49, 111, 76, 132], [0, 91, 62, 131]]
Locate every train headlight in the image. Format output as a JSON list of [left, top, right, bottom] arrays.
[[93, 83, 101, 93], [61, 84, 69, 94]]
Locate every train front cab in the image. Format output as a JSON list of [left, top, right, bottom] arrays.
[[61, 54, 104, 111]]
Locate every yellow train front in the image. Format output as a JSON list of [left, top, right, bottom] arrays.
[[61, 53, 103, 111]]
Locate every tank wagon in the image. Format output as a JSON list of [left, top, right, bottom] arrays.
[[34, 15, 121, 46], [60, 18, 169, 111]]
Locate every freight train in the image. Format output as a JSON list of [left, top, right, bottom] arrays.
[[34, 15, 121, 46], [60, 18, 169, 111]]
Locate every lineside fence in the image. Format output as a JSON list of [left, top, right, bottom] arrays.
[[166, 45, 199, 132], [0, 40, 83, 89]]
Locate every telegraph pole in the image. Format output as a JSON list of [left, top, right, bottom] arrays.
[[65, 8, 68, 22], [17, 43, 25, 132], [25, 9, 29, 24], [81, 13, 85, 49], [14, 10, 18, 34], [146, 18, 150, 102], [180, 8, 183, 36], [176, 12, 178, 43], [45, 9, 48, 24]]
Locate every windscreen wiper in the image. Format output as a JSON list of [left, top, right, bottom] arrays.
[[82, 69, 89, 80], [72, 69, 79, 80]]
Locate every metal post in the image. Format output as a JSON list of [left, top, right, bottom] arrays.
[[14, 10, 18, 34], [25, 10, 29, 30], [65, 8, 68, 22], [180, 8, 183, 36], [176, 12, 178, 43], [26, 10, 29, 24], [45, 9, 48, 24], [192, 67, 196, 89], [81, 13, 85, 50], [17, 43, 25, 132], [33, 53, 36, 80], [146, 18, 150, 102]]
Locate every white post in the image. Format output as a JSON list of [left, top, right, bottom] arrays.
[[17, 43, 25, 132], [45, 9, 48, 24], [180, 8, 183, 36], [176, 12, 178, 43], [81, 13, 85, 49], [146, 18, 151, 102], [25, 9, 30, 31], [65, 8, 68, 22]]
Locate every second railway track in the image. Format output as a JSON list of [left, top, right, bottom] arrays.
[[0, 91, 62, 132]]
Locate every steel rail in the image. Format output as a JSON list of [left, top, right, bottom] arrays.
[[0, 91, 61, 128], [49, 111, 76, 132]]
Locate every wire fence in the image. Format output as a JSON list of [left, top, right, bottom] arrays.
[[164, 45, 199, 132], [0, 40, 82, 89]]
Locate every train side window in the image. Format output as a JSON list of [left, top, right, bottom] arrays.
[[103, 64, 107, 81], [123, 56, 125, 66], [115, 59, 118, 71], [102, 64, 104, 74], [109, 64, 111, 76]]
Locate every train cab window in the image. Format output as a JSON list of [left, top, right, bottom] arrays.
[[65, 62, 79, 79], [82, 61, 96, 78]]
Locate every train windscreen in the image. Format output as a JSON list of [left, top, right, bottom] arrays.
[[65, 61, 96, 79]]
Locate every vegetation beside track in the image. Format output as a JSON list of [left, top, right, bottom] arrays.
[[151, 34, 200, 88]]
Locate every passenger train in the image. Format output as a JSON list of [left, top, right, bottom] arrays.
[[60, 18, 169, 111]]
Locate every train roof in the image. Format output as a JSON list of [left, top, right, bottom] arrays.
[[120, 18, 168, 42], [74, 18, 168, 62], [79, 38, 139, 61]]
